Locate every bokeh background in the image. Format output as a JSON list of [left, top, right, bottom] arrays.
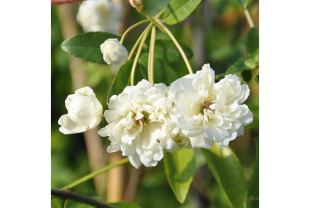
[[51, 0, 259, 207]]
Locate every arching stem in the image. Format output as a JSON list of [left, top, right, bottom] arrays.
[[120, 19, 150, 44], [130, 25, 152, 86], [148, 26, 156, 85], [61, 158, 129, 190], [156, 19, 193, 74]]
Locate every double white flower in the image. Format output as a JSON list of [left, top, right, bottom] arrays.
[[98, 80, 181, 168], [58, 87, 103, 134], [169, 64, 253, 148], [77, 0, 122, 34]]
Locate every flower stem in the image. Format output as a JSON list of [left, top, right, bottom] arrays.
[[244, 7, 256, 28], [120, 19, 150, 44], [127, 9, 165, 60], [61, 158, 129, 190], [148, 26, 156, 85], [130, 25, 152, 86], [144, 13, 166, 33], [156, 20, 193, 74], [128, 23, 152, 60]]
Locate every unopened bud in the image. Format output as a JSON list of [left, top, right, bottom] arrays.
[[129, 0, 146, 13]]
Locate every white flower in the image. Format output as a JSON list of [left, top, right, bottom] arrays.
[[58, 87, 103, 134], [100, 39, 128, 66], [98, 80, 180, 168], [167, 106, 191, 149], [169, 64, 253, 148], [76, 0, 122, 33]]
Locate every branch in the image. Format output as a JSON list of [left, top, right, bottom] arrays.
[[51, 189, 112, 208], [51, 0, 85, 6]]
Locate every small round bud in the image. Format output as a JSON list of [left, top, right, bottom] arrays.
[[129, 0, 146, 13], [129, 0, 143, 8]]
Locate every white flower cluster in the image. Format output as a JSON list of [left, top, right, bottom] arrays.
[[97, 64, 253, 168], [77, 0, 122, 34], [58, 64, 252, 168]]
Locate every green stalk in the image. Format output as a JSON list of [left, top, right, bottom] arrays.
[[61, 158, 129, 190], [127, 9, 165, 60], [120, 19, 150, 44], [148, 26, 156, 85], [156, 20, 193, 74], [128, 23, 152, 60], [244, 7, 256, 28], [144, 13, 166, 33], [130, 25, 152, 86]]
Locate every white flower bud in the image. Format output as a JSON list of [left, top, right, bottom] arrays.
[[58, 87, 103, 135], [100, 39, 128, 66]]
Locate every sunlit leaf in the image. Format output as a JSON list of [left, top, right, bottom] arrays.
[[246, 28, 259, 60], [226, 61, 247, 75], [248, 138, 259, 198], [164, 148, 196, 203], [51, 198, 61, 208], [200, 144, 247, 208], [234, 0, 247, 8], [163, 0, 202, 25], [244, 58, 257, 69], [145, 0, 172, 17], [61, 32, 132, 64]]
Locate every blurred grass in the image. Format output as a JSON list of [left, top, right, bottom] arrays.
[[51, 0, 259, 207]]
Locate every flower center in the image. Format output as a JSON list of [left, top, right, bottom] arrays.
[[134, 111, 149, 126], [200, 101, 212, 114]]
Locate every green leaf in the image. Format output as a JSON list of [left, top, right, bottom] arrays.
[[246, 28, 259, 59], [51, 198, 61, 208], [234, 0, 247, 8], [138, 53, 179, 86], [200, 144, 247, 208], [248, 138, 259, 199], [226, 61, 247, 75], [107, 60, 133, 101], [241, 70, 252, 82], [244, 58, 257, 69], [64, 200, 95, 208], [144, 39, 193, 62], [248, 199, 259, 208], [145, 0, 172, 17], [61, 32, 132, 64], [163, 0, 202, 25], [108, 202, 143, 208], [254, 75, 259, 83], [164, 148, 196, 203]]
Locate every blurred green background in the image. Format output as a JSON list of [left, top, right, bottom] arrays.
[[51, 0, 259, 207]]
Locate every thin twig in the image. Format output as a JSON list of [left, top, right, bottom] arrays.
[[51, 0, 84, 6], [61, 158, 130, 190], [51, 189, 112, 208]]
